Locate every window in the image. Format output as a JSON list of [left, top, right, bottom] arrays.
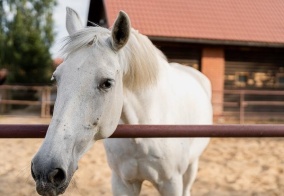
[[235, 72, 249, 87]]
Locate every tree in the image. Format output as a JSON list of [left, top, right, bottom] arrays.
[[0, 0, 6, 67], [0, 0, 56, 84]]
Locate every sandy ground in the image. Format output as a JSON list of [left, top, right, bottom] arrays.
[[0, 116, 283, 196]]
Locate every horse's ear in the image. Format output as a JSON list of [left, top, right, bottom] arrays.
[[66, 7, 83, 35], [111, 11, 131, 51]]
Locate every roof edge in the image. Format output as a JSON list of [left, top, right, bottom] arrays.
[[149, 36, 284, 48]]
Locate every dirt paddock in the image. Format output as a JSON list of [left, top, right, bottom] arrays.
[[0, 116, 283, 196]]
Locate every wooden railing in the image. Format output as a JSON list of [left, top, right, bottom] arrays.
[[0, 85, 55, 118], [214, 90, 284, 124], [0, 85, 284, 123]]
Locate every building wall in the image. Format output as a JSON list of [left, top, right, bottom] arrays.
[[154, 41, 284, 119], [201, 48, 225, 115]]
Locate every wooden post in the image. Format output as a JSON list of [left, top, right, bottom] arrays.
[[240, 91, 245, 124], [45, 87, 51, 118], [41, 88, 46, 118]]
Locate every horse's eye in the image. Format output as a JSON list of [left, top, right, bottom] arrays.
[[99, 79, 114, 90]]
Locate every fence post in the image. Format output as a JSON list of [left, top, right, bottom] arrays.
[[41, 88, 46, 118], [45, 87, 51, 118], [239, 91, 245, 124]]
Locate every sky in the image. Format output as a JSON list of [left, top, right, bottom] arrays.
[[51, 0, 90, 58]]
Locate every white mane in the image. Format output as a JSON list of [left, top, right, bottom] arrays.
[[122, 29, 167, 90], [61, 26, 168, 90]]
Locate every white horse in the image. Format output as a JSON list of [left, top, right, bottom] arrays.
[[31, 7, 212, 196]]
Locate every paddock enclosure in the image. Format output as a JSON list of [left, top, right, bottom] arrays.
[[0, 117, 283, 196]]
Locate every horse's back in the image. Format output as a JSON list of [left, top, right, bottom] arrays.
[[165, 62, 212, 125], [170, 62, 212, 100]]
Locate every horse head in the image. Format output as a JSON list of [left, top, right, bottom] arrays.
[[31, 7, 130, 195]]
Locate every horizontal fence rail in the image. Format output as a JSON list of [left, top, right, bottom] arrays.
[[0, 85, 55, 118], [211, 89, 284, 124], [1, 85, 284, 123], [0, 124, 284, 138]]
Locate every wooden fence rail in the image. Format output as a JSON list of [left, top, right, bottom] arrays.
[[0, 85, 284, 123], [214, 90, 284, 123], [0, 85, 54, 118]]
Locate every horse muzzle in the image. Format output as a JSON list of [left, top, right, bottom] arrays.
[[35, 180, 65, 196], [31, 160, 72, 196]]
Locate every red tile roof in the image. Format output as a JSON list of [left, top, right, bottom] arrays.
[[103, 0, 284, 45]]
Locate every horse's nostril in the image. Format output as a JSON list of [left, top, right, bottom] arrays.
[[31, 162, 36, 180], [48, 168, 66, 186]]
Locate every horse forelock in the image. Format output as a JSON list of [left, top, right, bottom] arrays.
[[60, 27, 111, 58], [60, 27, 167, 91]]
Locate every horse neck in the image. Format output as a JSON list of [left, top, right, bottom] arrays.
[[120, 30, 171, 124], [121, 30, 167, 91], [121, 59, 170, 124]]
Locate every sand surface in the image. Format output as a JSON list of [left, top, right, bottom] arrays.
[[0, 116, 283, 196]]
